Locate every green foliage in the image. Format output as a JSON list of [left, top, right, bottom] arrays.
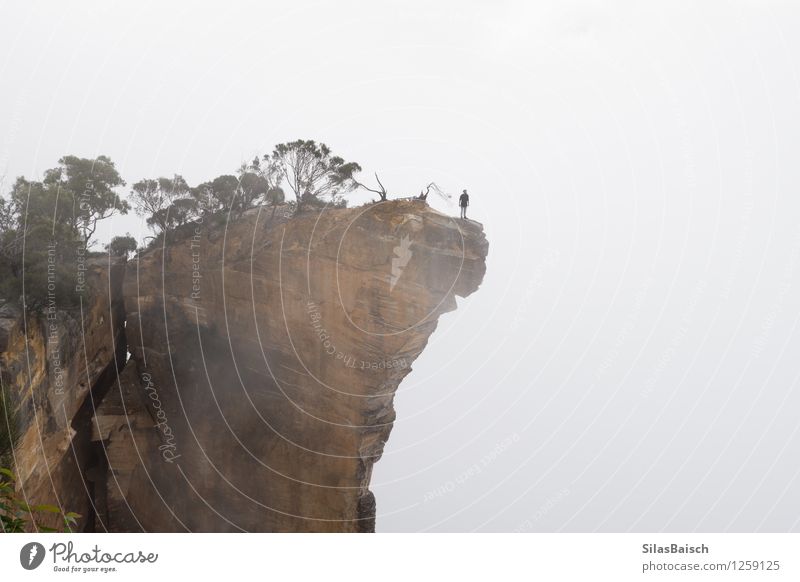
[[210, 175, 238, 211], [265, 186, 285, 218], [1, 144, 367, 297], [0, 384, 17, 469], [129, 175, 190, 233], [0, 196, 23, 298], [269, 140, 361, 212], [5, 179, 84, 311], [8, 177, 75, 232], [265, 186, 285, 206], [188, 171, 274, 221], [0, 468, 80, 533], [41, 155, 129, 241], [147, 197, 199, 234], [236, 172, 269, 216], [126, 140, 364, 238], [0, 196, 17, 232], [105, 234, 138, 258], [167, 198, 199, 228], [0, 159, 119, 310]]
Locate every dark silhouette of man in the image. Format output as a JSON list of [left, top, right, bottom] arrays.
[[459, 189, 469, 219]]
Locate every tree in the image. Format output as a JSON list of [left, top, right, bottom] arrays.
[[0, 189, 25, 266], [189, 181, 215, 217], [354, 172, 388, 202], [105, 234, 137, 258], [209, 175, 238, 211], [168, 197, 199, 228], [235, 172, 269, 217], [265, 186, 285, 219], [0, 195, 19, 233], [190, 175, 237, 217], [239, 155, 283, 218], [9, 176, 76, 231], [417, 182, 447, 201], [1, 155, 127, 311], [148, 197, 198, 232], [42, 155, 128, 242], [2, 177, 85, 310], [269, 140, 361, 212], [129, 175, 190, 233], [15, 221, 84, 311]]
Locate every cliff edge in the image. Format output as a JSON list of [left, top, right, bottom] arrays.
[[97, 199, 488, 531]]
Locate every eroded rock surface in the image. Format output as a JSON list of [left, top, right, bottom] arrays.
[[100, 200, 488, 531], [0, 258, 126, 530]]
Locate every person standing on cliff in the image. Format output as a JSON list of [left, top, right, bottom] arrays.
[[459, 189, 470, 220]]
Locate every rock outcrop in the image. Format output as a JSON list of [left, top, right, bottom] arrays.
[[97, 200, 488, 531], [0, 258, 127, 531]]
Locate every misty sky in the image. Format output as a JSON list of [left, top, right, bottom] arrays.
[[2, 0, 800, 531]]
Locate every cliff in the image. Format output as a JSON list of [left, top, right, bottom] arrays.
[[2, 199, 488, 532], [97, 199, 488, 531], [0, 258, 127, 531]]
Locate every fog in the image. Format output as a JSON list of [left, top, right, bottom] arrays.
[[2, 0, 800, 531]]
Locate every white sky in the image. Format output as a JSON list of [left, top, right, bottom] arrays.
[[3, 0, 800, 532]]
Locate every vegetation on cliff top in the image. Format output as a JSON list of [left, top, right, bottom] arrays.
[[0, 155, 128, 311], [0, 140, 376, 528], [0, 141, 355, 305], [0, 139, 454, 315], [126, 139, 364, 240]]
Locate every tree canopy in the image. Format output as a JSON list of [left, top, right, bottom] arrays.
[[105, 234, 138, 258], [0, 143, 380, 310], [0, 155, 128, 310], [129, 175, 190, 233], [42, 155, 129, 240], [269, 140, 361, 211]]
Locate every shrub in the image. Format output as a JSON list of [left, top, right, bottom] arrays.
[[0, 468, 80, 533]]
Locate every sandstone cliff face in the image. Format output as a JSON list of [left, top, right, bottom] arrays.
[[0, 258, 126, 530], [98, 200, 488, 531]]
